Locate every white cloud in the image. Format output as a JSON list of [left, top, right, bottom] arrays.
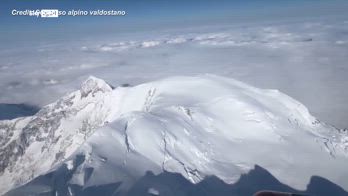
[[0, 19, 348, 128]]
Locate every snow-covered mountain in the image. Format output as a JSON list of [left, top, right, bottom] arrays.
[[1, 75, 347, 195]]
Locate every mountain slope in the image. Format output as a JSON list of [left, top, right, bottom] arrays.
[[1, 75, 347, 195]]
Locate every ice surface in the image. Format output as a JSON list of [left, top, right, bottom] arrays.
[[1, 75, 347, 195]]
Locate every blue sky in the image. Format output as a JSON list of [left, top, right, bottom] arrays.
[[1, 0, 347, 45], [1, 0, 348, 29]]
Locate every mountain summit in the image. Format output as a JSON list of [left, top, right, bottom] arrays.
[[0, 75, 347, 195]]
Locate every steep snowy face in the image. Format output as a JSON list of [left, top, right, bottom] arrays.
[[0, 76, 118, 194], [1, 75, 348, 195]]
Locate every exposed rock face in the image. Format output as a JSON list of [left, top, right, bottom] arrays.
[[0, 76, 115, 193]]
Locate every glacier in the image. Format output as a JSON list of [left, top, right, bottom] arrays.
[[0, 75, 348, 195]]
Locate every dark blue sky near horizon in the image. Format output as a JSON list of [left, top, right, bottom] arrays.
[[0, 0, 346, 47], [1, 0, 348, 31], [1, 0, 348, 49]]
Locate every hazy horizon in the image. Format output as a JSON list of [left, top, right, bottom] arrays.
[[1, 0, 348, 128]]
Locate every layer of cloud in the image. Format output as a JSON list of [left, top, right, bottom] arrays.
[[0, 19, 348, 128], [81, 28, 315, 53]]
